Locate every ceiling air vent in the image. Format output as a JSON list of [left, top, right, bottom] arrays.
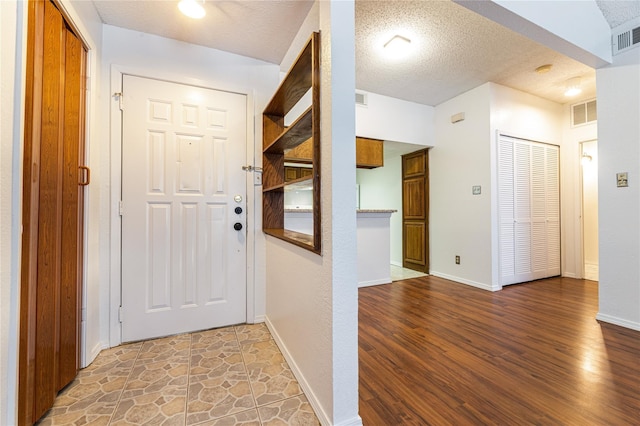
[[613, 18, 640, 55], [355, 92, 368, 106], [572, 99, 597, 127]]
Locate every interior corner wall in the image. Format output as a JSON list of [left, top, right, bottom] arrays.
[[100, 25, 280, 348], [595, 48, 640, 330], [265, 1, 360, 424], [430, 84, 493, 290], [560, 99, 597, 280]]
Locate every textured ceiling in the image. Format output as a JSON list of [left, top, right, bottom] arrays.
[[92, 0, 315, 64], [92, 0, 640, 107]]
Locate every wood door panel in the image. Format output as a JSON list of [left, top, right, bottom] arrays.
[[403, 151, 425, 177], [20, 0, 87, 423], [403, 177, 425, 220], [58, 28, 84, 391], [404, 222, 426, 266], [34, 1, 65, 417]]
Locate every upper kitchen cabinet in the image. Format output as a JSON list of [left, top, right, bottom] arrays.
[[285, 136, 384, 168], [262, 32, 321, 254]]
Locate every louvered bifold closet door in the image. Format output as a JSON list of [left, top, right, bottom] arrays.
[[498, 135, 560, 286]]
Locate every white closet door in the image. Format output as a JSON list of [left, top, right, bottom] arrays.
[[498, 135, 560, 285]]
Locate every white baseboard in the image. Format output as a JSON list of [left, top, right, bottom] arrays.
[[335, 416, 364, 426], [358, 278, 391, 288], [430, 271, 501, 292], [562, 272, 577, 279], [265, 316, 331, 426], [596, 313, 640, 332], [390, 260, 402, 267], [83, 341, 106, 368]]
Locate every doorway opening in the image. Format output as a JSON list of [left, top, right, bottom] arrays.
[[580, 140, 599, 281]]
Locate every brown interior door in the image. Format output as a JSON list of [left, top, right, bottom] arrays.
[[19, 0, 87, 423], [402, 149, 429, 273]]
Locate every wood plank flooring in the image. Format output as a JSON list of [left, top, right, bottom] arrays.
[[359, 276, 640, 425]]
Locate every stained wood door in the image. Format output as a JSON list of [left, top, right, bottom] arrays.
[[121, 75, 247, 342], [19, 0, 87, 424], [402, 149, 429, 273]]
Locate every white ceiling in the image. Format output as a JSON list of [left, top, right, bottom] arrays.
[[92, 0, 640, 107]]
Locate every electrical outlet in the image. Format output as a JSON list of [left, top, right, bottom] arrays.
[[455, 255, 460, 265]]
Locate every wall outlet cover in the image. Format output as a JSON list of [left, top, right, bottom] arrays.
[[617, 172, 628, 187]]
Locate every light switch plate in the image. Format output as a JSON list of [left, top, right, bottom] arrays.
[[472, 185, 481, 195], [617, 172, 628, 187]]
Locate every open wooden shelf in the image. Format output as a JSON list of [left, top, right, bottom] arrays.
[[262, 32, 321, 254], [264, 107, 313, 154]]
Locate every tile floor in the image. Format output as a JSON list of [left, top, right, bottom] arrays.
[[37, 324, 320, 426], [390, 264, 427, 282]]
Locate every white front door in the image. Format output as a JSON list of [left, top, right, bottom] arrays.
[[121, 75, 247, 342]]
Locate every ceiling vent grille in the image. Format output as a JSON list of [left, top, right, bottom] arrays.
[[613, 18, 640, 55], [572, 99, 597, 127], [355, 92, 368, 106]]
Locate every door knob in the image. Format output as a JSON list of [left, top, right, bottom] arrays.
[[233, 222, 243, 231]]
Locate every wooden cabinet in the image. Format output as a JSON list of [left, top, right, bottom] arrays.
[[356, 137, 384, 168], [262, 32, 321, 253], [285, 136, 383, 168], [285, 166, 313, 182]]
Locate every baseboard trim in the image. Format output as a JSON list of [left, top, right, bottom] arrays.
[[335, 416, 364, 426], [251, 315, 265, 324], [265, 316, 332, 426], [390, 260, 402, 267], [430, 271, 501, 292], [358, 278, 391, 288], [596, 313, 640, 332]]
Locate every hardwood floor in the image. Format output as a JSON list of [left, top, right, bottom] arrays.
[[358, 276, 640, 425]]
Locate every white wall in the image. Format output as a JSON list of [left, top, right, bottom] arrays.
[[431, 84, 493, 289], [1, 2, 26, 423], [356, 91, 434, 146], [265, 1, 361, 424], [356, 152, 403, 265], [596, 47, 640, 330], [489, 83, 564, 288], [100, 25, 280, 349]]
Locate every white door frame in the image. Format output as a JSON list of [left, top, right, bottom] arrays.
[[109, 65, 258, 347]]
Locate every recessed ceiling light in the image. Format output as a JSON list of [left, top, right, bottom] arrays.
[[535, 64, 553, 74], [383, 35, 412, 58], [564, 77, 582, 97], [178, 0, 206, 19]]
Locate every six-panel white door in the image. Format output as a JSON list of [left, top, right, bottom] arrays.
[[121, 75, 247, 342]]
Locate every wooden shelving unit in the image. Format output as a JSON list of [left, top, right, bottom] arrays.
[[262, 32, 321, 254]]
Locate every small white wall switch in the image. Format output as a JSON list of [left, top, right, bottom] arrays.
[[617, 172, 628, 187], [472, 185, 481, 195], [254, 172, 262, 186]]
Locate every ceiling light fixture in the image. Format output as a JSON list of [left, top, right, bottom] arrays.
[[383, 35, 412, 58], [535, 64, 553, 74], [564, 77, 582, 97], [178, 0, 206, 19]]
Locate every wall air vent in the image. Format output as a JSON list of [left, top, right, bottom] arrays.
[[613, 17, 640, 55], [572, 99, 597, 127], [355, 91, 368, 106]]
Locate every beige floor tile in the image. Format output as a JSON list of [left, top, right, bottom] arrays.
[[195, 408, 261, 426], [242, 340, 302, 406], [257, 395, 320, 426], [187, 347, 254, 424], [38, 324, 320, 426], [110, 391, 186, 425], [235, 323, 272, 346]]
